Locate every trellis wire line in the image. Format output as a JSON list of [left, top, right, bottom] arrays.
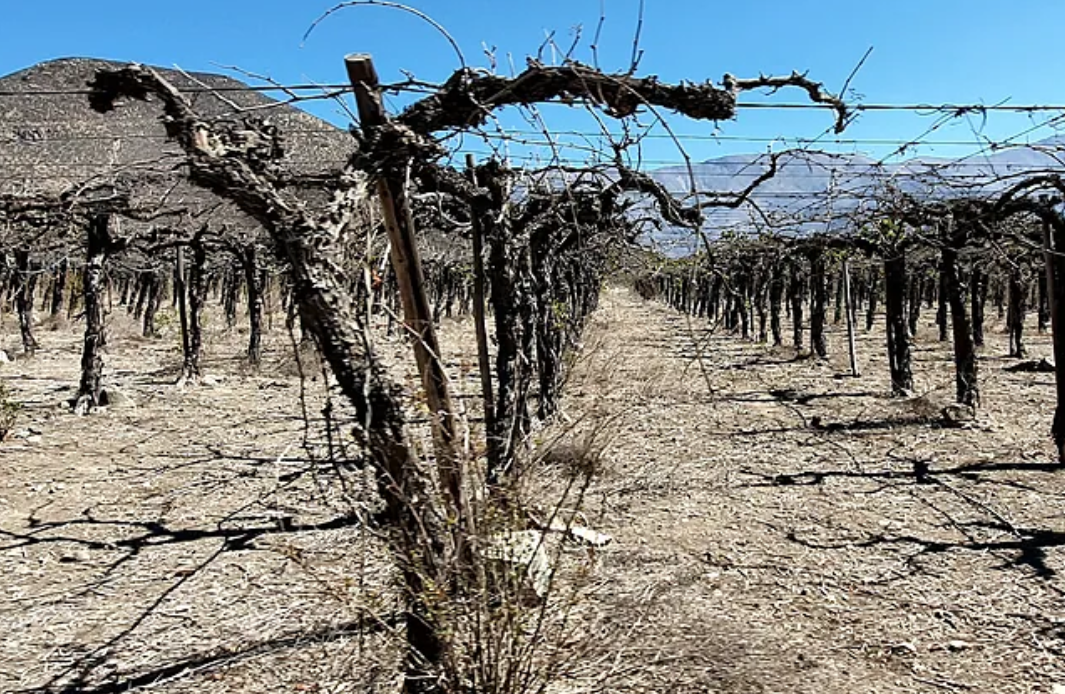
[[1, 84, 1064, 113], [6, 125, 1062, 150]]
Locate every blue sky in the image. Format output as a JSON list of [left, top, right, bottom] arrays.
[[2, 0, 1064, 165]]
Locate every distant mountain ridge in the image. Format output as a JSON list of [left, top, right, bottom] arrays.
[[646, 134, 1065, 252]]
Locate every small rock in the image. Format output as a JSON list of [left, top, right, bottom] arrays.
[[1051, 683, 1065, 694], [12, 429, 42, 443], [947, 640, 972, 651], [942, 404, 976, 426], [566, 525, 612, 547], [59, 549, 91, 563], [890, 641, 918, 656], [99, 387, 135, 409], [202, 374, 223, 386], [0, 349, 10, 363]]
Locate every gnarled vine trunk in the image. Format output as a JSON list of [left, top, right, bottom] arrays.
[[809, 249, 828, 358], [223, 260, 240, 329], [1007, 267, 1028, 358], [907, 267, 923, 338], [73, 215, 110, 415], [769, 267, 784, 346], [181, 237, 207, 384], [755, 269, 769, 343], [942, 242, 978, 407], [243, 245, 265, 367], [884, 253, 913, 396], [937, 261, 949, 342], [865, 265, 879, 331], [481, 183, 533, 484], [789, 260, 805, 352], [142, 271, 163, 338], [50, 257, 68, 318], [15, 250, 39, 356], [971, 266, 989, 348]]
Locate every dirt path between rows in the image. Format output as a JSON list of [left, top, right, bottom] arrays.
[[562, 286, 1065, 693], [2, 286, 1064, 693]]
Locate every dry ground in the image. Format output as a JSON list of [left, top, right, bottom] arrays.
[[2, 286, 1065, 693]]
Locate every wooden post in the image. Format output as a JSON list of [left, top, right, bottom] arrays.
[[345, 54, 465, 517], [842, 257, 859, 377], [465, 154, 497, 468]]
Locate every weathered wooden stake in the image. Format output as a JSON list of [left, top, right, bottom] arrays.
[[345, 53, 465, 517], [347, 51, 470, 694]]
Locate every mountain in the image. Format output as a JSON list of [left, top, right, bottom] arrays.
[[0, 57, 355, 229], [646, 135, 1065, 252]]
